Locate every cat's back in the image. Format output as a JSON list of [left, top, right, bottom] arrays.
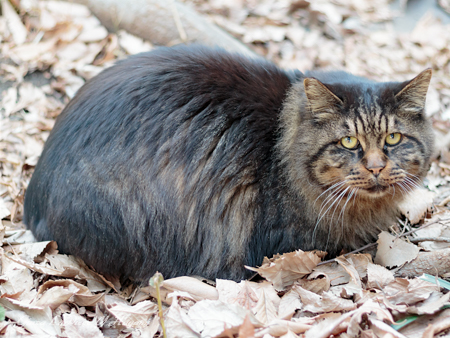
[[43, 45, 293, 161]]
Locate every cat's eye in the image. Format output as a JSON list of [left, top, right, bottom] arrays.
[[341, 136, 359, 149], [385, 133, 402, 146]]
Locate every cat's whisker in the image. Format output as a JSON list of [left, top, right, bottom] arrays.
[[325, 186, 351, 249], [313, 184, 348, 243], [338, 187, 355, 229], [403, 176, 421, 190], [402, 178, 417, 192], [397, 182, 409, 196], [314, 181, 346, 206], [316, 183, 347, 217], [404, 172, 421, 180], [318, 186, 350, 226]]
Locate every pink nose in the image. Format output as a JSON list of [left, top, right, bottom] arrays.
[[368, 166, 384, 176]]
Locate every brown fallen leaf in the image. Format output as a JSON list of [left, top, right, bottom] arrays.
[[252, 288, 278, 325], [296, 276, 330, 294], [108, 300, 157, 329], [188, 299, 262, 337], [246, 250, 325, 291], [294, 285, 356, 314], [366, 262, 395, 289], [38, 279, 105, 307], [237, 314, 255, 338], [4, 241, 57, 263], [374, 231, 420, 268], [310, 253, 371, 286], [165, 299, 200, 338], [63, 310, 103, 338], [383, 277, 439, 305]]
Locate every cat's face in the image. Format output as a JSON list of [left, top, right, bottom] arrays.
[[281, 69, 434, 202]]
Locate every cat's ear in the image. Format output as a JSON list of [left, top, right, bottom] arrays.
[[304, 78, 343, 120], [395, 68, 432, 114]]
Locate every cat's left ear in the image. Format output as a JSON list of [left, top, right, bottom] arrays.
[[395, 68, 432, 114], [304, 78, 343, 120]]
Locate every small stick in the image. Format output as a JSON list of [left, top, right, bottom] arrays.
[[409, 237, 450, 243]]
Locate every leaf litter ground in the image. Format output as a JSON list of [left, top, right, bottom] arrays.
[[1, 0, 450, 337]]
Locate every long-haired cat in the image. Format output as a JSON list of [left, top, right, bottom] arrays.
[[24, 45, 434, 282]]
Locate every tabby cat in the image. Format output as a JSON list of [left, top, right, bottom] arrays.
[[24, 45, 434, 282]]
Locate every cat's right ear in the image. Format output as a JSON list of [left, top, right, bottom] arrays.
[[395, 68, 432, 114], [304, 78, 343, 121]]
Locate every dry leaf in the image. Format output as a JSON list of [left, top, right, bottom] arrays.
[[384, 278, 439, 305], [278, 288, 303, 320], [108, 300, 157, 329], [188, 300, 261, 337], [374, 231, 420, 268], [63, 310, 103, 338], [165, 299, 200, 338], [237, 314, 255, 338], [246, 250, 324, 290], [294, 285, 356, 313], [252, 288, 278, 325], [366, 263, 395, 289]]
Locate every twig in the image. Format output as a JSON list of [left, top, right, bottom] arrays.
[[409, 237, 450, 243], [438, 195, 450, 206]]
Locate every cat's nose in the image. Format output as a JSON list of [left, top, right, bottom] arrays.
[[364, 151, 387, 176], [368, 166, 384, 176]]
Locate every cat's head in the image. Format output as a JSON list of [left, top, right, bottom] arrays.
[[280, 69, 435, 202]]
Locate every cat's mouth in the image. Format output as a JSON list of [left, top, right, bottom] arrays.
[[356, 182, 391, 198], [366, 184, 388, 193]]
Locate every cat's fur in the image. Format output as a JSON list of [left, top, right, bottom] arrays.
[[24, 45, 434, 282]]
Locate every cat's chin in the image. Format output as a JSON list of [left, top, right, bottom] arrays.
[[358, 185, 392, 199]]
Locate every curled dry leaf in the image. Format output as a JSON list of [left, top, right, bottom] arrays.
[[395, 248, 450, 277], [108, 300, 158, 329], [366, 262, 395, 289], [310, 253, 371, 286], [4, 241, 57, 263], [383, 277, 439, 306], [296, 276, 330, 294], [246, 250, 325, 291], [140, 276, 218, 305], [374, 231, 420, 268], [294, 285, 356, 314]]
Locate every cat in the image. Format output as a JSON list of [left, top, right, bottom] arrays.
[[23, 45, 434, 282]]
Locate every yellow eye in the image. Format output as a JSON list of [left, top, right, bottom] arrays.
[[341, 136, 359, 149], [385, 133, 402, 146]]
